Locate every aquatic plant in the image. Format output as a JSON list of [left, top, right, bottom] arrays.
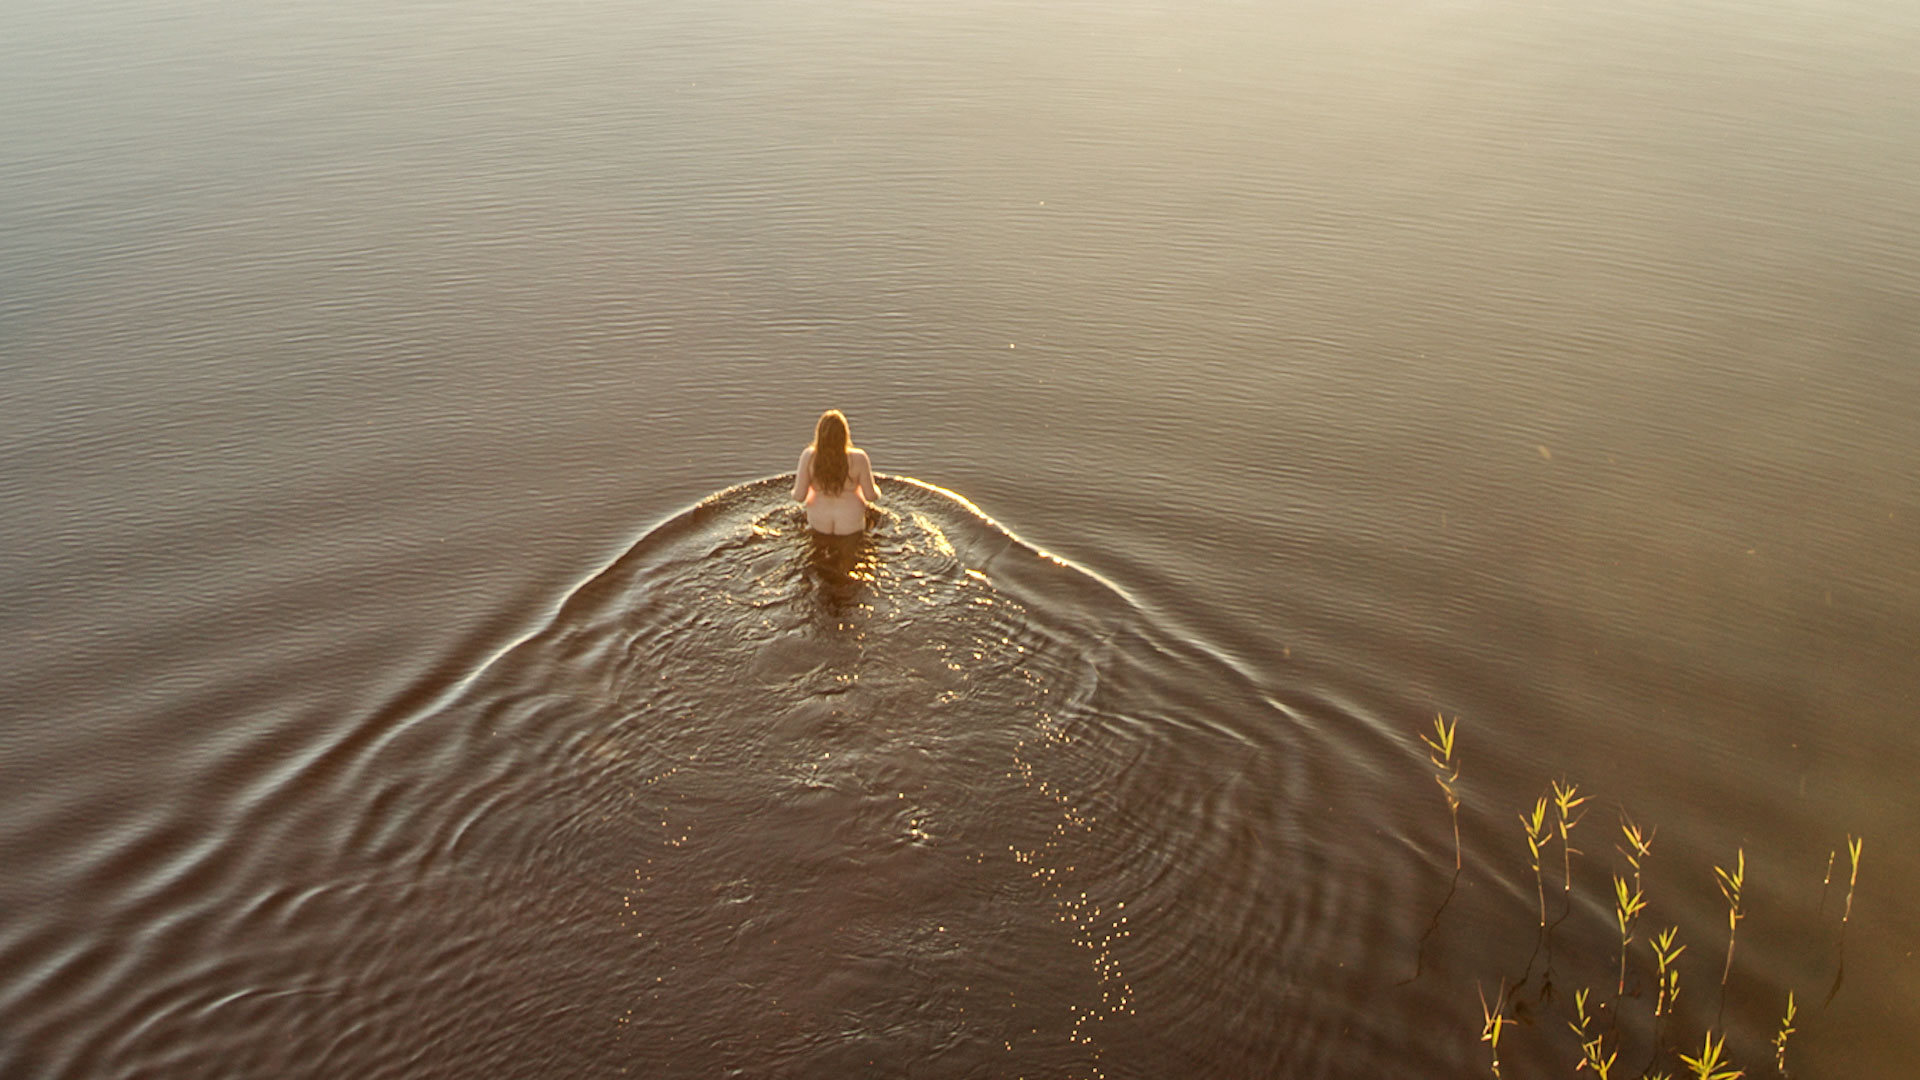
[[1651, 925, 1686, 1018], [1614, 816, 1655, 997], [1401, 747, 1869, 1076], [1772, 991, 1796, 1074], [1714, 849, 1745, 987], [1519, 795, 1552, 928], [1617, 815, 1654, 889], [1419, 714, 1463, 871], [1568, 988, 1616, 1079], [1552, 779, 1589, 898], [1612, 874, 1647, 1000], [1841, 834, 1862, 927], [1823, 834, 1865, 1007], [1678, 1030, 1744, 1080], [1477, 980, 1516, 1078]]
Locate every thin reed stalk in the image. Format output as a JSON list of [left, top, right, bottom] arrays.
[[1552, 780, 1589, 897], [1841, 834, 1863, 927], [1616, 816, 1655, 997], [1520, 795, 1552, 928], [1651, 925, 1685, 1018], [1613, 875, 1647, 1001], [1419, 714, 1462, 871], [1568, 988, 1617, 1079], [1477, 981, 1516, 1078], [1714, 849, 1745, 987], [1823, 834, 1864, 1007], [1773, 992, 1797, 1074]]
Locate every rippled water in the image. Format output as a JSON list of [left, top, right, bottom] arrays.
[[5, 0, 1918, 1076]]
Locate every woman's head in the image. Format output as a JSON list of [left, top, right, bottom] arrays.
[[811, 409, 851, 493], [814, 409, 850, 449]]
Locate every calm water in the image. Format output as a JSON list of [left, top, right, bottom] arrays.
[[4, 0, 1917, 1076]]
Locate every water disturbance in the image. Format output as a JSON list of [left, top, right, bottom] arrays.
[[5, 0, 1917, 1076]]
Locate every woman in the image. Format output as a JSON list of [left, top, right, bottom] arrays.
[[793, 409, 880, 535]]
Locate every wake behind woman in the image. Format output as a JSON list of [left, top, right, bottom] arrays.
[[793, 409, 880, 535]]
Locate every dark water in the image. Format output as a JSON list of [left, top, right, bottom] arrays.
[[5, 0, 1918, 1076]]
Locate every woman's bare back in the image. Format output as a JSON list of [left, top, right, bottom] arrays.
[[793, 446, 879, 535]]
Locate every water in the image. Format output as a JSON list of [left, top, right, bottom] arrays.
[[4, 0, 1917, 1075]]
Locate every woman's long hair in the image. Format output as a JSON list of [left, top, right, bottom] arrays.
[[811, 409, 852, 494]]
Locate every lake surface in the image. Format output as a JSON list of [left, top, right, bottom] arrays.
[[4, 0, 1917, 1075]]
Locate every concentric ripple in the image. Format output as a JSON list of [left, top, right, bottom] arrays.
[[10, 477, 1392, 1079]]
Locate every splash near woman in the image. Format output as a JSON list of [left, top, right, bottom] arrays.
[[793, 409, 880, 535]]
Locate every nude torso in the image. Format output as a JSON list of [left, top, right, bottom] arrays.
[[794, 446, 878, 535]]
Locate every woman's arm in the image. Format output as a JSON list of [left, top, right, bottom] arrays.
[[793, 448, 813, 501], [851, 449, 879, 502]]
